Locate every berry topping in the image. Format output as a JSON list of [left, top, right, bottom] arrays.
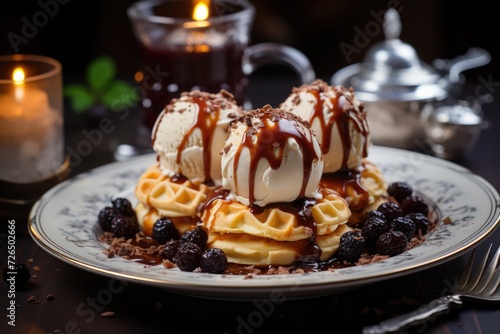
[[3, 262, 31, 287], [400, 195, 429, 216], [390, 216, 416, 241], [377, 201, 402, 222], [387, 181, 413, 203], [110, 214, 139, 238], [337, 230, 365, 263], [200, 248, 227, 274], [362, 217, 389, 245], [162, 240, 181, 261], [175, 242, 202, 272], [406, 212, 429, 235], [111, 197, 136, 218], [98, 206, 118, 232], [152, 217, 180, 244], [180, 226, 208, 249], [377, 231, 408, 256]]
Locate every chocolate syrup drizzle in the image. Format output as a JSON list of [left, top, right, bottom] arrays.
[[199, 108, 326, 263], [304, 85, 371, 211], [306, 87, 369, 169], [178, 97, 217, 183], [232, 109, 321, 205], [152, 94, 222, 183]]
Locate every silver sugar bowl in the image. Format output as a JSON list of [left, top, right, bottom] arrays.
[[420, 99, 489, 160], [331, 8, 490, 151]]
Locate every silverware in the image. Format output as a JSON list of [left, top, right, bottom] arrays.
[[363, 244, 500, 334]]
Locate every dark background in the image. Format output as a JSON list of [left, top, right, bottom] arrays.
[[1, 0, 498, 84]]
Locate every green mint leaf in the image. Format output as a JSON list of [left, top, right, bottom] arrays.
[[86, 55, 116, 93], [101, 80, 138, 110], [63, 85, 95, 113]]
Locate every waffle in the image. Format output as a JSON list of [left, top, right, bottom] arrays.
[[320, 159, 388, 225], [206, 224, 352, 266], [134, 164, 213, 235], [201, 190, 350, 242], [200, 190, 351, 266], [349, 160, 388, 224], [359, 159, 388, 205]]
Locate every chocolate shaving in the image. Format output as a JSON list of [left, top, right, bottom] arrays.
[[100, 311, 115, 318]]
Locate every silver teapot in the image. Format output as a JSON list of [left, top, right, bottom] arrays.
[[331, 8, 490, 151]]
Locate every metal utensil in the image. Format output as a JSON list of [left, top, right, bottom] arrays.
[[362, 244, 500, 334], [420, 99, 489, 160], [331, 9, 491, 149]]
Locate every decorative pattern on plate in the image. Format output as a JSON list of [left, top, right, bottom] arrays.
[[29, 146, 500, 300]]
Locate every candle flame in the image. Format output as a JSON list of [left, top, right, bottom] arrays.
[[13, 67, 25, 85], [192, 0, 209, 21], [12, 67, 25, 101]]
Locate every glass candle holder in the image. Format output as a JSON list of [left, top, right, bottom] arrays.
[[0, 54, 68, 226]]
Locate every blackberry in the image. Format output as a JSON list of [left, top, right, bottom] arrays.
[[180, 226, 208, 249], [200, 248, 227, 274], [110, 214, 139, 238], [387, 181, 413, 203], [337, 230, 365, 263], [162, 240, 180, 261], [98, 206, 118, 232], [152, 217, 180, 244], [406, 212, 429, 235], [362, 217, 388, 245], [400, 195, 429, 216], [111, 197, 136, 218], [390, 217, 416, 241], [377, 231, 408, 256], [377, 201, 402, 222], [175, 242, 202, 272], [3, 262, 31, 287]]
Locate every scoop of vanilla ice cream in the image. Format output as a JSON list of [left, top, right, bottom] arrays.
[[221, 105, 324, 207], [281, 79, 370, 173], [152, 90, 242, 185]]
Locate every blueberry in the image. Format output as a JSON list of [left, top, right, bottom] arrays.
[[390, 217, 416, 241], [152, 217, 179, 244], [175, 242, 202, 272], [180, 226, 208, 250], [362, 217, 389, 245], [377, 202, 402, 222], [406, 212, 429, 235], [400, 195, 429, 216], [387, 181, 413, 203], [111, 197, 135, 218], [361, 210, 387, 225], [98, 206, 117, 232], [162, 240, 181, 261], [200, 248, 227, 274], [377, 231, 408, 256], [337, 230, 365, 263], [110, 214, 139, 238]]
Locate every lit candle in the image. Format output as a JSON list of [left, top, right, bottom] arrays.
[[192, 0, 209, 22], [0, 60, 63, 183], [164, 0, 224, 53], [183, 0, 218, 53], [1, 67, 51, 118]]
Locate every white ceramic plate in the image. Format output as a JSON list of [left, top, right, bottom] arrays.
[[29, 146, 500, 300]]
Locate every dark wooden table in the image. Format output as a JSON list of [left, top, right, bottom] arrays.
[[1, 75, 499, 334]]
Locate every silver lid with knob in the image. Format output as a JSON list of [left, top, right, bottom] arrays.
[[331, 9, 489, 102]]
